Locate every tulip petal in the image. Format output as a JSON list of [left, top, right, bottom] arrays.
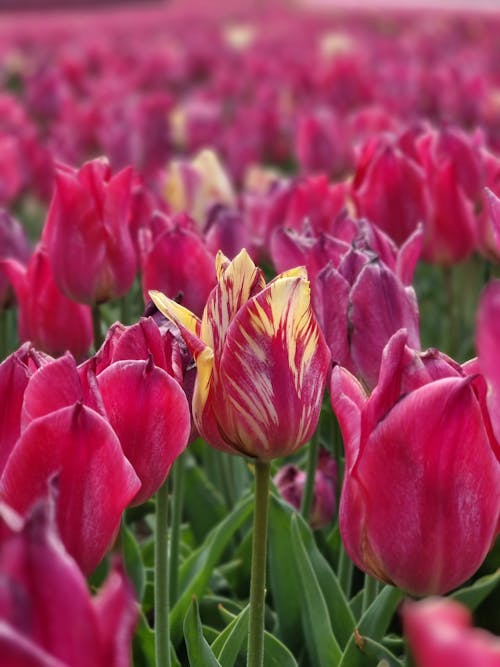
[[97, 359, 191, 505], [202, 247, 265, 354], [354, 377, 500, 594], [0, 353, 31, 474], [216, 275, 329, 459], [477, 280, 500, 444], [330, 365, 367, 471], [0, 404, 141, 574]]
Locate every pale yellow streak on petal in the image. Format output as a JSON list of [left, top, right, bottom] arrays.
[[215, 250, 230, 279], [192, 346, 214, 425], [273, 266, 308, 282], [149, 290, 201, 336]]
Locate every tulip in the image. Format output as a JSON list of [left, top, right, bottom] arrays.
[[141, 215, 216, 317], [274, 448, 337, 529], [0, 243, 92, 359], [331, 329, 500, 595], [403, 598, 500, 667], [0, 496, 137, 667], [315, 249, 421, 389], [150, 248, 330, 460], [43, 157, 137, 305]]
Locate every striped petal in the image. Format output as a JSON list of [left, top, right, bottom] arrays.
[[215, 274, 330, 459], [149, 290, 206, 359], [201, 248, 265, 356]]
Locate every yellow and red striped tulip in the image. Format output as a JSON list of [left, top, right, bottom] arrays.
[[150, 249, 330, 460]]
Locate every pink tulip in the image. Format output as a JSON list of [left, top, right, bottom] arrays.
[[151, 249, 330, 460], [403, 598, 500, 667], [0, 243, 92, 359], [0, 210, 31, 308], [43, 157, 137, 304], [274, 448, 337, 529], [331, 329, 500, 595], [0, 496, 137, 667], [141, 216, 216, 317]]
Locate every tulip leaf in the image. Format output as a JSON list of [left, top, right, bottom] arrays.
[[338, 586, 404, 667], [211, 604, 250, 666], [183, 454, 227, 543], [184, 597, 222, 667], [268, 495, 355, 653], [291, 514, 342, 666], [122, 521, 145, 601], [211, 603, 298, 667], [451, 569, 500, 611], [268, 495, 305, 652], [170, 495, 253, 645]]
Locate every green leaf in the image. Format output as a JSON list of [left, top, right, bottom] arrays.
[[211, 604, 250, 667], [170, 495, 253, 645], [183, 454, 227, 543], [268, 495, 355, 651], [451, 569, 500, 611], [122, 522, 145, 601], [262, 633, 298, 667], [268, 496, 303, 653], [184, 597, 222, 667], [339, 586, 404, 667], [291, 514, 342, 666], [132, 610, 155, 667]]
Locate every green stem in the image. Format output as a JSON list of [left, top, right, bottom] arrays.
[[247, 460, 271, 667], [169, 453, 186, 606], [92, 303, 104, 351], [155, 481, 171, 667], [361, 573, 379, 614], [300, 432, 319, 521], [337, 542, 353, 598]]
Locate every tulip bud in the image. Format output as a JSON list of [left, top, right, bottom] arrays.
[[151, 249, 330, 460], [0, 210, 30, 309], [274, 448, 337, 529], [0, 243, 92, 359], [331, 329, 500, 595], [43, 157, 137, 305]]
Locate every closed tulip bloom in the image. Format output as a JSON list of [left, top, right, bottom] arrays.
[[331, 329, 500, 595], [150, 249, 330, 460], [43, 157, 137, 305], [0, 209, 31, 309], [1, 243, 92, 359], [403, 598, 500, 667], [0, 498, 137, 667]]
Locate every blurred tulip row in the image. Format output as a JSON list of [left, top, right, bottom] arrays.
[[1, 2, 500, 667]]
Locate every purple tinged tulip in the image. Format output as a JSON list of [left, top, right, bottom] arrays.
[[331, 329, 500, 595], [0, 210, 31, 309]]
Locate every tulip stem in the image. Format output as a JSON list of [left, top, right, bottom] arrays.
[[92, 303, 104, 351], [338, 543, 353, 597], [155, 481, 171, 667], [361, 573, 380, 614], [169, 453, 185, 606], [247, 459, 271, 667], [300, 432, 319, 521]]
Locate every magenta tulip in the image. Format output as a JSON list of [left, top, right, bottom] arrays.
[[331, 329, 500, 595], [403, 598, 500, 667], [1, 243, 92, 359], [0, 210, 31, 308], [0, 497, 137, 667], [43, 157, 137, 304]]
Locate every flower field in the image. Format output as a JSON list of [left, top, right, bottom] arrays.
[[1, 1, 500, 666]]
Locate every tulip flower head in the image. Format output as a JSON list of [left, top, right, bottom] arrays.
[[331, 329, 500, 595], [150, 249, 330, 460]]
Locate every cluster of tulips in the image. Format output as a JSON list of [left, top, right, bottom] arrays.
[[1, 2, 500, 667]]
